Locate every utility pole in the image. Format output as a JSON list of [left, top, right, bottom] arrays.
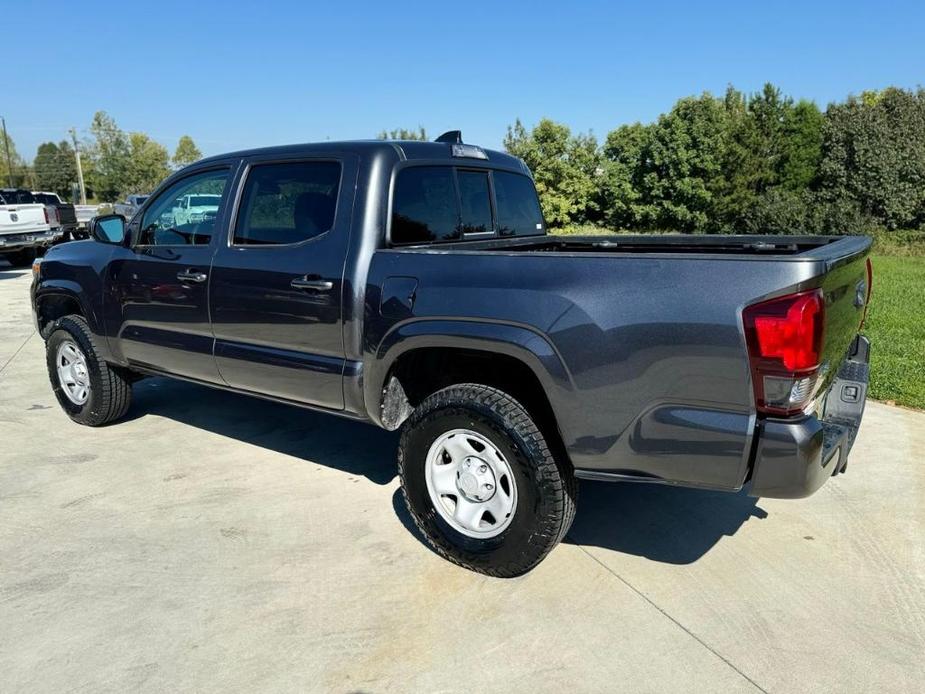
[[69, 127, 87, 204], [1, 116, 13, 187]]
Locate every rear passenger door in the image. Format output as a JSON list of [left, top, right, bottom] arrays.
[[208, 155, 357, 409]]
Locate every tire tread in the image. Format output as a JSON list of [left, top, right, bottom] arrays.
[[399, 383, 577, 577], [46, 315, 132, 426]]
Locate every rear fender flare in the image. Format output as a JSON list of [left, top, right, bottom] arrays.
[[364, 318, 575, 429]]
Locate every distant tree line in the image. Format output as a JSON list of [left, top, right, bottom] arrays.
[[505, 85, 925, 234], [2, 112, 202, 202], [378, 126, 428, 141]]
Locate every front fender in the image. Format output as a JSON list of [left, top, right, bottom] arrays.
[[363, 318, 575, 428]]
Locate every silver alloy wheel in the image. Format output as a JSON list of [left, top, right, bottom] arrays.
[[424, 428, 517, 539], [56, 340, 91, 406]]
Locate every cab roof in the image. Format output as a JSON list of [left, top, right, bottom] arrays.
[[196, 138, 528, 172]]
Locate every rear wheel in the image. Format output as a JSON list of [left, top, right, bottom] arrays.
[[45, 315, 132, 426], [399, 383, 577, 577]]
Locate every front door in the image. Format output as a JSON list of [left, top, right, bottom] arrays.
[[111, 167, 233, 382], [209, 156, 355, 409]]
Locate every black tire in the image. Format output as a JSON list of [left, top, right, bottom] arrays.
[[45, 315, 132, 426], [399, 384, 577, 577], [3, 248, 37, 267]]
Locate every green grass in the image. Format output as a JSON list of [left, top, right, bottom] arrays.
[[869, 229, 925, 257], [864, 255, 925, 409]]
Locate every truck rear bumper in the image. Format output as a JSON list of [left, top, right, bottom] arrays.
[[0, 228, 63, 251], [747, 336, 870, 499]]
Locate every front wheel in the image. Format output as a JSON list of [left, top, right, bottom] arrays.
[[45, 315, 133, 426], [398, 384, 577, 577]]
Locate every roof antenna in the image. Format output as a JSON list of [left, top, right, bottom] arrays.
[[435, 130, 462, 144]]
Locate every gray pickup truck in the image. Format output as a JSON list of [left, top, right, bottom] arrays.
[[30, 132, 872, 576]]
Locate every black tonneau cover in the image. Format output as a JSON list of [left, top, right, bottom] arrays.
[[433, 233, 871, 260]]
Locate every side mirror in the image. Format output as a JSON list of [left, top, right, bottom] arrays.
[[89, 214, 127, 244]]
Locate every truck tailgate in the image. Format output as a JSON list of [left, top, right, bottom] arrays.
[[812, 236, 872, 396], [0, 204, 48, 234]]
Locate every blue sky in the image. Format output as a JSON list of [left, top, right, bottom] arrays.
[[4, 0, 923, 161]]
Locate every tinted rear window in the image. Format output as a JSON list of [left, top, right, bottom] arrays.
[[1, 190, 35, 204], [494, 171, 544, 237], [391, 166, 459, 244], [457, 170, 493, 234]]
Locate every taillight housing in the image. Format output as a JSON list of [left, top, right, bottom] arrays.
[[43, 207, 50, 224], [743, 289, 825, 416]]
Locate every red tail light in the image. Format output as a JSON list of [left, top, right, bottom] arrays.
[[743, 289, 825, 416], [43, 208, 50, 224]]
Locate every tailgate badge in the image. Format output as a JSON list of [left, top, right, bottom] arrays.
[[10, 213, 17, 222]]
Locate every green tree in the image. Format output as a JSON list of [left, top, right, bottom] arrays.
[[378, 126, 428, 140], [126, 132, 171, 193], [87, 111, 131, 201], [642, 93, 729, 232], [818, 87, 925, 230], [779, 100, 824, 190], [34, 141, 77, 197], [504, 118, 601, 227], [599, 122, 651, 229], [0, 129, 30, 188], [85, 112, 171, 199], [173, 135, 202, 169], [713, 84, 793, 231]]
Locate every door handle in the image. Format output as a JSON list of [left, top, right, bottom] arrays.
[[177, 269, 208, 283], [291, 277, 334, 291]]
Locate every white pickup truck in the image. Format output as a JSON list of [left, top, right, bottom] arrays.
[[73, 204, 101, 236], [0, 189, 61, 266]]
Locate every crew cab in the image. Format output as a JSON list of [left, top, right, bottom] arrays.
[[0, 188, 60, 266], [31, 133, 872, 576]]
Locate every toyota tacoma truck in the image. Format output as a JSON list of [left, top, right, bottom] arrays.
[[30, 133, 872, 576]]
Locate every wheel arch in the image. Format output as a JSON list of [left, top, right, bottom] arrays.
[[366, 319, 575, 456], [34, 283, 95, 338]]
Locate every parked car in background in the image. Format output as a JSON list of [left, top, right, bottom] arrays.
[[171, 193, 220, 226], [0, 189, 61, 266], [73, 203, 102, 236], [113, 194, 149, 220], [32, 191, 79, 239], [30, 134, 873, 576]]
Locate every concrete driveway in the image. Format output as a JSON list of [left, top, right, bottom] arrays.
[[1, 260, 923, 693]]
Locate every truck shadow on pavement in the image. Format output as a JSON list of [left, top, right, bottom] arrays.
[[0, 265, 31, 279], [565, 481, 768, 564], [129, 377, 399, 485], [130, 377, 767, 565]]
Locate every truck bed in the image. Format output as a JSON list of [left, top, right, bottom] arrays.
[[370, 232, 871, 491]]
